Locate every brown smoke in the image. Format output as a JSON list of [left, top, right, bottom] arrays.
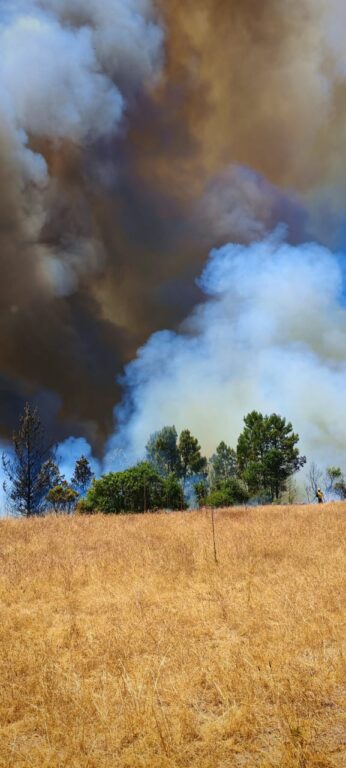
[[153, 0, 346, 194], [1, 0, 345, 449]]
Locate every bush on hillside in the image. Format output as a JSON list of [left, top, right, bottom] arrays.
[[81, 462, 185, 514], [47, 483, 79, 514], [194, 479, 209, 507], [206, 478, 249, 508]]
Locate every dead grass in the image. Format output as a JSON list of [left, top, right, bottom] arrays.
[[0, 503, 345, 767]]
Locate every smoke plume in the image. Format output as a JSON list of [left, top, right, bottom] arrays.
[[0, 0, 164, 448], [2, 0, 346, 465], [106, 231, 346, 471]]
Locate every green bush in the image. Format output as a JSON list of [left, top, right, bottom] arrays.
[[83, 462, 185, 514], [77, 497, 96, 515], [206, 478, 249, 508], [47, 483, 79, 513], [194, 479, 209, 507], [164, 473, 187, 510]]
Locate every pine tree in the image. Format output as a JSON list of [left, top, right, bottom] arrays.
[[146, 427, 181, 477], [178, 430, 207, 487], [209, 441, 237, 489], [237, 411, 306, 501], [2, 403, 58, 516], [71, 455, 93, 496]]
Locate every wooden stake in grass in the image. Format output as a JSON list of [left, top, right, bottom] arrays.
[[211, 506, 218, 564]]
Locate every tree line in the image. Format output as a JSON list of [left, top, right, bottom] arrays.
[[82, 412, 305, 514], [2, 402, 312, 516], [7, 403, 346, 517]]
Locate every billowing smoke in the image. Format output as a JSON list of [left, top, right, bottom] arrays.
[[106, 230, 346, 471], [2, 0, 346, 466], [0, 0, 164, 448]]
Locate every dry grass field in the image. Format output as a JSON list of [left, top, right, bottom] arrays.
[[0, 504, 345, 768]]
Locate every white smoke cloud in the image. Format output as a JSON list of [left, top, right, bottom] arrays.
[[0, 16, 124, 143], [39, 0, 164, 87], [0, 0, 163, 293], [106, 229, 346, 477], [0, 0, 163, 152]]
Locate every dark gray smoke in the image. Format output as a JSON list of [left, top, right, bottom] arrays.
[[0, 0, 164, 448], [1, 0, 346, 456]]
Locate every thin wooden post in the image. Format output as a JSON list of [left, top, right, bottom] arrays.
[[211, 507, 218, 564]]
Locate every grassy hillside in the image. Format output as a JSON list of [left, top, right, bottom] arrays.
[[0, 505, 345, 767]]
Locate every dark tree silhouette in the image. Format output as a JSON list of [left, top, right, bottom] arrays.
[[72, 455, 93, 496], [2, 403, 58, 516]]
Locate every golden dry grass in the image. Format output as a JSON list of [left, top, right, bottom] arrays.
[[0, 504, 345, 768]]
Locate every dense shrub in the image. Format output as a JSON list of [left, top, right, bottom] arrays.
[[47, 483, 78, 513], [81, 462, 184, 514], [206, 478, 249, 508]]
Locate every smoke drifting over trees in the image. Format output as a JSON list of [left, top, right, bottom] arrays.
[[106, 233, 346, 472], [2, 0, 346, 464]]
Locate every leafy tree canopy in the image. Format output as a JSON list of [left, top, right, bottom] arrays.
[[194, 479, 209, 508], [146, 426, 181, 477], [209, 441, 237, 489], [47, 483, 78, 514], [237, 411, 306, 501], [325, 466, 346, 499], [72, 455, 93, 496], [178, 429, 207, 484], [82, 462, 185, 514], [206, 478, 249, 508]]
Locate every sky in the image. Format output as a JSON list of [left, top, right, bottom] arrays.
[[1, 0, 346, 484]]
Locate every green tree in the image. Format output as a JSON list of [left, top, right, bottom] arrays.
[[81, 462, 185, 514], [178, 429, 207, 487], [325, 466, 346, 499], [237, 411, 306, 501], [194, 479, 209, 507], [325, 466, 342, 495], [206, 478, 249, 508], [334, 479, 346, 500], [2, 403, 59, 517], [47, 483, 79, 514], [146, 427, 181, 477], [209, 441, 237, 489], [72, 455, 93, 496], [164, 473, 185, 510]]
